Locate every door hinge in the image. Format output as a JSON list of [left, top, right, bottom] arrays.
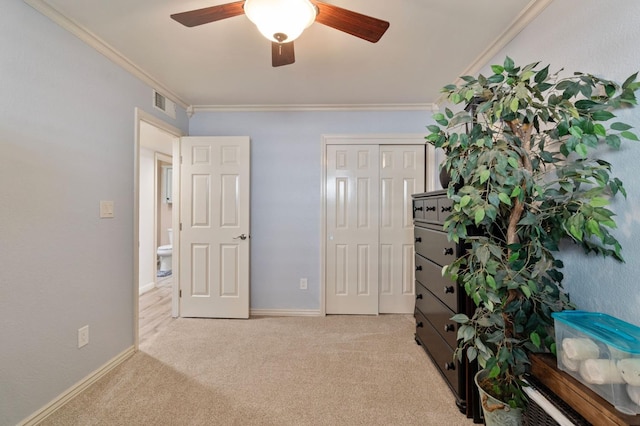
[[179, 289, 182, 298], [180, 223, 182, 231], [180, 155, 183, 164]]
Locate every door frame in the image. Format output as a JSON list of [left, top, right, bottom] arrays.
[[134, 108, 184, 350], [320, 134, 438, 316]]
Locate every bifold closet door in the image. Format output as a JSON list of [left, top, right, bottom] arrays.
[[378, 146, 425, 313], [325, 144, 425, 315], [326, 145, 380, 315]]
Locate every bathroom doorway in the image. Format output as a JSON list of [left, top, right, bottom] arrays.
[[135, 110, 183, 348]]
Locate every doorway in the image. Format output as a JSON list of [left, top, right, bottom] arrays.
[[134, 108, 183, 349]]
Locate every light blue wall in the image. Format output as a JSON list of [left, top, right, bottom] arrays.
[[0, 2, 188, 425], [189, 111, 431, 311], [480, 0, 640, 325]]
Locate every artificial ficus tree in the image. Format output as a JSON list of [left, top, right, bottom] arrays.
[[426, 57, 639, 408]]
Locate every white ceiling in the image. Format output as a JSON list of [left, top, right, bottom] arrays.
[[27, 0, 549, 110]]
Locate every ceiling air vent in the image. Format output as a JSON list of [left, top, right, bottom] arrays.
[[153, 90, 176, 119]]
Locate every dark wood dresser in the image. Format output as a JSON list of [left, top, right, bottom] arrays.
[[412, 190, 481, 422]]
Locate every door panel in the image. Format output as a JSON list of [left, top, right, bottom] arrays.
[[379, 145, 425, 313], [180, 136, 250, 318], [326, 145, 379, 314]]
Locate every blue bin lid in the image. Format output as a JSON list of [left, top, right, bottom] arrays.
[[552, 310, 640, 355]]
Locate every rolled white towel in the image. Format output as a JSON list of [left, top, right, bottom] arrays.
[[562, 337, 600, 360], [579, 359, 625, 384], [617, 358, 640, 386], [628, 385, 640, 406], [561, 351, 580, 372]]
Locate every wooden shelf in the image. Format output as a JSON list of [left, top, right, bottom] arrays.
[[530, 353, 640, 426]]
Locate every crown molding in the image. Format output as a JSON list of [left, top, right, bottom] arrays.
[[436, 0, 554, 105], [189, 103, 437, 114], [24, 0, 190, 110]]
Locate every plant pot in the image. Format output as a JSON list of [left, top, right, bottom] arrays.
[[475, 370, 523, 426]]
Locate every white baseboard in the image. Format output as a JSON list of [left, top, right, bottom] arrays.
[[250, 308, 323, 317], [139, 281, 156, 295], [18, 346, 136, 426]]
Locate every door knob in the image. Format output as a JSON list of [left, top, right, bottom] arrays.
[[233, 234, 248, 240]]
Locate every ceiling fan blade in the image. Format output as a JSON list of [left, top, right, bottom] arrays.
[[312, 1, 389, 43], [171, 1, 245, 27], [272, 41, 295, 67]]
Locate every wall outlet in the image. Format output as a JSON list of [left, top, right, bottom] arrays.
[[300, 278, 308, 290], [78, 325, 89, 348]]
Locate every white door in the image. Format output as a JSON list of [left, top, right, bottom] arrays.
[[379, 146, 425, 313], [326, 145, 380, 314], [325, 144, 425, 315], [179, 136, 250, 318]]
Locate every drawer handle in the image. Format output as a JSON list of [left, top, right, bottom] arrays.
[[425, 206, 436, 212], [444, 286, 455, 294], [444, 324, 455, 332], [443, 247, 454, 256], [415, 265, 422, 271], [413, 206, 423, 212], [415, 237, 422, 243], [444, 362, 456, 371], [441, 206, 453, 213], [416, 321, 424, 328], [416, 294, 423, 300]]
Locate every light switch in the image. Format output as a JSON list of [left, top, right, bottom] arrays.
[[100, 200, 114, 218]]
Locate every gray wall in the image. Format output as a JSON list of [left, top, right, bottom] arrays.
[[0, 2, 188, 425], [480, 0, 640, 325], [189, 111, 432, 311]]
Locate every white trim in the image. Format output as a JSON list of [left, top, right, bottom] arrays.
[[250, 309, 323, 317], [139, 281, 156, 295], [438, 0, 554, 105], [134, 108, 184, 351], [320, 134, 436, 316], [24, 0, 189, 110], [190, 103, 438, 113], [18, 346, 135, 426]]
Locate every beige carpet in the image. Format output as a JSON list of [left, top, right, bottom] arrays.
[[41, 315, 475, 425]]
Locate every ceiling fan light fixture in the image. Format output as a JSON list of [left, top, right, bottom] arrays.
[[244, 0, 317, 43]]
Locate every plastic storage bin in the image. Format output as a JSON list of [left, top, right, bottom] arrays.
[[552, 310, 640, 415]]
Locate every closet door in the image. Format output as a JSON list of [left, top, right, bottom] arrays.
[[379, 146, 425, 313], [326, 145, 380, 314], [325, 143, 426, 315]]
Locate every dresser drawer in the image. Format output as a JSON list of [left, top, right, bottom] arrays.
[[438, 197, 454, 222], [415, 281, 458, 350], [414, 227, 457, 266], [415, 254, 458, 310], [415, 309, 459, 394]]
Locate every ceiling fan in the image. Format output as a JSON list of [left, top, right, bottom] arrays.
[[170, 0, 390, 67]]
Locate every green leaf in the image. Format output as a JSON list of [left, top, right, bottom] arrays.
[[594, 123, 607, 136], [491, 65, 505, 74], [451, 313, 470, 324], [621, 131, 639, 141], [475, 208, 486, 225], [534, 65, 549, 84], [451, 93, 463, 104], [489, 364, 501, 379], [575, 143, 588, 157], [510, 97, 520, 112], [530, 332, 542, 348], [611, 122, 632, 131], [427, 125, 440, 133], [507, 157, 519, 169], [486, 275, 497, 290], [520, 285, 531, 299], [592, 110, 615, 121], [498, 192, 512, 206], [590, 197, 610, 207], [504, 57, 515, 72], [460, 195, 471, 207], [480, 169, 491, 184]]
